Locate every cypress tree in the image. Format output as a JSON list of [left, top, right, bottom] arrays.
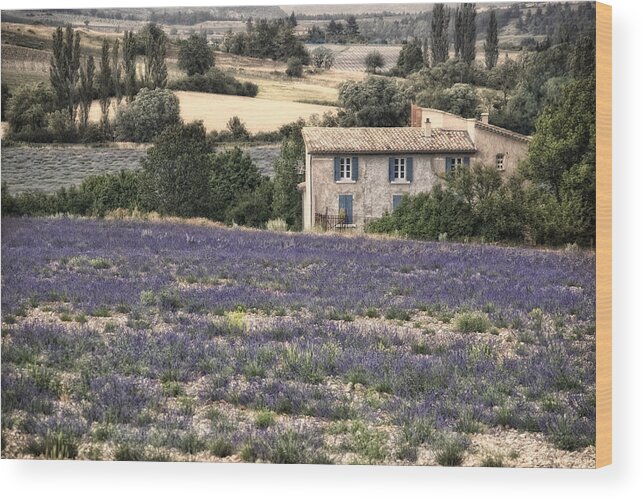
[[49, 25, 81, 120], [122, 31, 137, 102], [430, 3, 450, 66], [484, 10, 499, 69], [111, 39, 123, 105], [98, 39, 112, 133], [454, 6, 464, 58], [461, 3, 477, 66], [78, 55, 95, 130]]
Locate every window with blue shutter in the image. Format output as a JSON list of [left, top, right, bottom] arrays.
[[392, 195, 403, 211], [334, 157, 340, 181], [338, 195, 353, 224], [388, 157, 395, 181]]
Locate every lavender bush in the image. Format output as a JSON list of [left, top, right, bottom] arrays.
[[1, 217, 596, 465]]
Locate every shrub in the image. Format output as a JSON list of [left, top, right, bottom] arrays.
[[434, 435, 469, 466], [6, 83, 56, 142], [285, 57, 303, 77], [267, 218, 288, 232], [311, 46, 334, 69], [168, 69, 258, 97], [209, 438, 234, 457], [454, 312, 491, 333], [113, 88, 181, 143], [255, 410, 276, 429]]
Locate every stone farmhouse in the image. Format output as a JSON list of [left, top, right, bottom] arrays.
[[300, 105, 531, 231]]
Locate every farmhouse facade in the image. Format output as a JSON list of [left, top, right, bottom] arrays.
[[300, 106, 531, 231]]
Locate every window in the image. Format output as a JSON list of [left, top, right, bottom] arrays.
[[339, 157, 352, 180], [389, 157, 413, 182], [496, 153, 505, 171], [394, 158, 406, 180], [450, 157, 464, 171]]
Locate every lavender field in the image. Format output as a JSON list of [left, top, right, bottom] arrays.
[[1, 217, 596, 466]]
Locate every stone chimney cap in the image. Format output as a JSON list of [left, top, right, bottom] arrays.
[[423, 117, 432, 137], [480, 112, 489, 124]]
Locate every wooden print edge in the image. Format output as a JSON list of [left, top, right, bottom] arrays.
[[595, 1, 612, 469]]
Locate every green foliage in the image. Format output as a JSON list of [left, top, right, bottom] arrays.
[[113, 88, 181, 143], [285, 57, 303, 77], [394, 38, 425, 76], [430, 4, 450, 67], [141, 121, 212, 217], [178, 33, 214, 76], [1, 82, 10, 122], [6, 83, 56, 142], [46, 109, 78, 143], [49, 25, 81, 120], [272, 132, 304, 230], [338, 77, 409, 127], [310, 46, 334, 70], [454, 312, 491, 333], [364, 50, 385, 74], [140, 23, 168, 89], [168, 69, 258, 97], [484, 10, 499, 70], [210, 146, 265, 222]]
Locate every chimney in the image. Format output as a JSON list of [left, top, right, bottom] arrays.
[[480, 112, 489, 124], [423, 118, 432, 138]]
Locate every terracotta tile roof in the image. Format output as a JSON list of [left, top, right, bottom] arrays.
[[475, 121, 532, 143], [302, 127, 477, 155]]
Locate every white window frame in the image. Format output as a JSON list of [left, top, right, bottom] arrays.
[[339, 157, 352, 180], [496, 153, 505, 171], [394, 157, 406, 181]]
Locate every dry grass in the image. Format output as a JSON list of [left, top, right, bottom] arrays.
[[88, 91, 336, 133]]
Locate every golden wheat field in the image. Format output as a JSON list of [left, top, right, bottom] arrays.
[[88, 91, 337, 133]]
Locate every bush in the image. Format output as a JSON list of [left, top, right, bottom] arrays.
[[113, 88, 181, 143], [6, 83, 56, 142], [311, 46, 334, 69], [168, 69, 258, 97], [285, 57, 303, 77], [267, 218, 288, 232], [454, 312, 491, 333], [46, 110, 78, 143]]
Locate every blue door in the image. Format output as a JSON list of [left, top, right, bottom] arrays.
[[338, 195, 353, 224]]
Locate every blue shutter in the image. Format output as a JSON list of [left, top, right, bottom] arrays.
[[445, 156, 452, 175], [339, 195, 353, 224], [351, 156, 358, 181], [463, 156, 470, 168], [334, 157, 340, 181], [388, 157, 395, 181], [393, 195, 403, 211], [406, 157, 413, 182]]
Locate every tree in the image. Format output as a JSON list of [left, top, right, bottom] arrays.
[[50, 25, 81, 120], [226, 115, 250, 140], [98, 40, 112, 134], [141, 23, 168, 89], [430, 3, 450, 67], [178, 34, 214, 76], [113, 88, 181, 142], [311, 46, 334, 70], [524, 75, 595, 206], [345, 15, 360, 38], [484, 10, 499, 70], [122, 30, 137, 102], [395, 38, 424, 76], [140, 121, 212, 217], [1, 83, 11, 122], [288, 11, 297, 28], [111, 39, 123, 105], [272, 134, 304, 230], [285, 57, 303, 77], [210, 147, 264, 221], [364, 50, 384, 74], [338, 77, 409, 127], [6, 83, 57, 141], [454, 6, 464, 58], [461, 3, 477, 65], [78, 55, 95, 130]]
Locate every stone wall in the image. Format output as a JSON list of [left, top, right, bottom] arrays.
[[304, 153, 444, 230]]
